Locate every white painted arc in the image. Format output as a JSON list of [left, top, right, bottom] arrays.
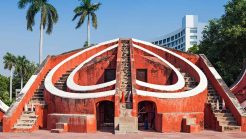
[[44, 38, 119, 99], [133, 44, 185, 91], [66, 44, 118, 91], [132, 39, 208, 98]]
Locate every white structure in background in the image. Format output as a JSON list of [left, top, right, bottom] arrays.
[[151, 15, 207, 51], [0, 99, 9, 113]]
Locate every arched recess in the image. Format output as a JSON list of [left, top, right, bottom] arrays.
[[96, 101, 114, 132], [138, 101, 157, 131]]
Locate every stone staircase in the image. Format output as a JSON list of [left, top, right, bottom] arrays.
[[13, 111, 38, 131], [120, 41, 132, 105], [207, 83, 241, 132], [115, 41, 138, 134], [13, 72, 49, 131], [55, 68, 75, 91], [177, 68, 197, 91]]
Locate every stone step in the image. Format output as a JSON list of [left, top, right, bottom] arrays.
[[33, 94, 44, 98], [29, 100, 46, 105], [15, 123, 35, 127], [218, 120, 237, 126], [32, 96, 44, 100], [51, 129, 65, 133], [208, 96, 220, 100], [214, 112, 232, 117], [16, 120, 36, 125], [217, 116, 235, 121], [13, 125, 33, 129], [21, 114, 38, 119], [18, 117, 37, 121], [220, 125, 241, 132]]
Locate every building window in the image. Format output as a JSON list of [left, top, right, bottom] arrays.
[[190, 28, 197, 33], [163, 39, 166, 44], [137, 69, 147, 82], [171, 36, 174, 41], [172, 42, 175, 47], [190, 36, 197, 39], [181, 29, 185, 36], [105, 69, 116, 82], [159, 40, 162, 45], [175, 34, 178, 39], [167, 38, 170, 42], [190, 41, 197, 45], [178, 33, 180, 38], [154, 41, 158, 45]]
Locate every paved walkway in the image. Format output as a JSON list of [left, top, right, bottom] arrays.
[[1, 130, 246, 139]]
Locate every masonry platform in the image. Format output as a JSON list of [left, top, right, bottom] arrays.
[[1, 38, 246, 134]]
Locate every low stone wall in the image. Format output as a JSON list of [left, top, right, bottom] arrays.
[[47, 113, 96, 133]]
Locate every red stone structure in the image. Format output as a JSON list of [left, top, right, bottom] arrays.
[[1, 39, 246, 133], [230, 60, 246, 109]]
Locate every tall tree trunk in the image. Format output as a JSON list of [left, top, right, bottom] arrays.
[[10, 67, 13, 101], [39, 23, 44, 65], [87, 15, 90, 47], [21, 75, 23, 90]]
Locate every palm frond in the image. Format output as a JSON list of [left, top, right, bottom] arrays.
[[18, 0, 33, 9], [46, 11, 53, 34], [41, 5, 48, 29], [74, 6, 83, 13], [91, 12, 97, 29], [26, 4, 39, 31], [46, 3, 58, 23], [91, 2, 101, 12], [3, 52, 16, 70], [76, 11, 87, 29]]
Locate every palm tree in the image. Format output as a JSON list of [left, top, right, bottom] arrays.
[[73, 0, 101, 47], [15, 56, 29, 89], [18, 0, 59, 65], [3, 52, 16, 101]]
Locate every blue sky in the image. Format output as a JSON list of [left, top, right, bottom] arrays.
[[0, 0, 228, 76]]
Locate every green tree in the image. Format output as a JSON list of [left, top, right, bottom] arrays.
[[3, 52, 16, 101], [73, 0, 101, 47], [12, 61, 37, 96], [18, 0, 59, 64], [196, 0, 246, 85], [188, 44, 199, 54], [0, 74, 12, 106], [15, 56, 29, 89]]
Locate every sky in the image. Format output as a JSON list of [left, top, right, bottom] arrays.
[[0, 0, 228, 76]]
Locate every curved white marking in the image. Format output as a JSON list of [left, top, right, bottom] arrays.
[[133, 44, 185, 91], [67, 44, 117, 91], [45, 39, 119, 99], [132, 39, 207, 98]]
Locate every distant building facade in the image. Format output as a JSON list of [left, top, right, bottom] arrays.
[[151, 15, 207, 51]]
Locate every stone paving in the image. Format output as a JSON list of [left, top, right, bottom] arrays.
[[1, 130, 246, 139]]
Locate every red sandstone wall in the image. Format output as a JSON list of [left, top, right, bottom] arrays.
[[47, 114, 97, 133], [75, 49, 117, 86], [131, 40, 207, 132], [134, 48, 173, 85], [3, 49, 82, 132], [0, 111, 4, 121]]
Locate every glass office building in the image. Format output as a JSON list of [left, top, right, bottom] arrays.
[[151, 15, 207, 51]]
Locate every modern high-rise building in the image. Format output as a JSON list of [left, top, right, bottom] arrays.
[[151, 15, 207, 51]]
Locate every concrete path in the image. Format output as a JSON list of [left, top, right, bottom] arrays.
[[1, 130, 246, 139]]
